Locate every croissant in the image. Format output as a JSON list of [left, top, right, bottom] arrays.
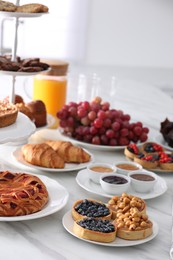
[[46, 140, 91, 163], [21, 143, 65, 168]]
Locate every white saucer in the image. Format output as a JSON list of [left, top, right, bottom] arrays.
[[76, 169, 167, 200], [12, 147, 94, 173], [0, 173, 69, 221], [62, 210, 159, 247]]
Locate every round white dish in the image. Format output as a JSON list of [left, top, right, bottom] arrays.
[[155, 134, 173, 151], [76, 169, 167, 200], [12, 147, 95, 173], [0, 11, 48, 18], [0, 112, 36, 144], [0, 174, 69, 221], [62, 210, 159, 247]]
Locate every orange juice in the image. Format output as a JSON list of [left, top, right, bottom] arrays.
[[33, 75, 67, 117]]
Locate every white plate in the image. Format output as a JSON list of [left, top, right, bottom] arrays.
[[155, 133, 173, 151], [0, 67, 50, 77], [0, 11, 48, 18], [12, 147, 95, 173], [0, 112, 36, 144], [58, 129, 145, 151], [0, 174, 69, 221], [76, 169, 167, 200], [62, 211, 159, 247]]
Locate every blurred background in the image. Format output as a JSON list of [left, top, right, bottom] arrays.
[[1, 0, 173, 98]]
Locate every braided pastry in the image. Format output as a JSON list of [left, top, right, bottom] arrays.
[[0, 171, 49, 216]]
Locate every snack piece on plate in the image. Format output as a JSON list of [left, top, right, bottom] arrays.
[[21, 143, 65, 168], [141, 142, 164, 155], [72, 199, 112, 221], [107, 193, 146, 220], [0, 0, 16, 11], [159, 152, 173, 170], [73, 218, 116, 243], [16, 103, 34, 121], [0, 170, 48, 216], [26, 100, 47, 127], [113, 207, 153, 240], [16, 3, 49, 13], [124, 143, 140, 159], [134, 153, 159, 169], [46, 140, 91, 163], [0, 100, 18, 128]]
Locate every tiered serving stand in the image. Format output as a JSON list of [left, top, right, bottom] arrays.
[[0, 0, 48, 143]]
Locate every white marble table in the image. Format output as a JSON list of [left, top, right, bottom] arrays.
[[0, 78, 173, 260]]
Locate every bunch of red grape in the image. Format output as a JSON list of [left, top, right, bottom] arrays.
[[57, 97, 149, 146]]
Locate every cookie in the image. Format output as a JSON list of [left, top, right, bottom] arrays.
[[16, 3, 48, 13], [0, 0, 16, 12]]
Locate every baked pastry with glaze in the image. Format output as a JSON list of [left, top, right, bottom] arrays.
[[26, 100, 47, 127], [134, 153, 159, 169], [0, 170, 48, 216], [141, 142, 164, 155], [107, 193, 146, 220], [0, 0, 16, 11], [73, 218, 116, 243], [124, 143, 140, 159], [46, 140, 91, 163], [21, 143, 65, 168], [72, 199, 112, 221], [113, 207, 153, 240], [159, 152, 173, 170], [0, 100, 18, 128]]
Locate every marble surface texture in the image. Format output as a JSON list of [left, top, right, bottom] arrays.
[[0, 73, 173, 260]]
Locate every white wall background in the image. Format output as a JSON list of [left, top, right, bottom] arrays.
[[85, 0, 173, 68]]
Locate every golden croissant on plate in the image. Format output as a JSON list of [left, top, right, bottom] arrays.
[[46, 140, 91, 163], [21, 143, 65, 168]]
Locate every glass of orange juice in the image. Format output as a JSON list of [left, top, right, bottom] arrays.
[[33, 74, 67, 117]]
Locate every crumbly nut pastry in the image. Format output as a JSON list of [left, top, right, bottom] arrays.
[[73, 218, 117, 243], [0, 0, 16, 12], [0, 101, 18, 128], [113, 207, 153, 240], [16, 3, 48, 13], [0, 171, 49, 216], [72, 199, 112, 221], [107, 193, 146, 220]]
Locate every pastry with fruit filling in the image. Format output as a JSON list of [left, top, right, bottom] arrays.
[[134, 153, 159, 169], [107, 193, 146, 220], [113, 207, 153, 240], [124, 143, 140, 159], [142, 142, 164, 155], [72, 199, 112, 221], [159, 152, 173, 170], [73, 217, 116, 243]]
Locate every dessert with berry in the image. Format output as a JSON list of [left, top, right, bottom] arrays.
[[72, 199, 112, 221], [57, 96, 149, 146], [142, 142, 164, 155], [159, 152, 173, 170], [134, 153, 159, 169], [124, 143, 140, 159], [73, 217, 117, 243], [107, 193, 146, 220], [113, 207, 153, 240]]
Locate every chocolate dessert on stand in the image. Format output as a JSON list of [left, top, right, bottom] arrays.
[[160, 118, 173, 148]]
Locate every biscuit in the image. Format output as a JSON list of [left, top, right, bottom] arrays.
[[16, 3, 48, 13], [0, 0, 16, 12]]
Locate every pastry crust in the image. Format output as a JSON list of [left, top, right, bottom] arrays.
[[159, 162, 173, 170], [16, 3, 48, 13], [134, 157, 158, 169], [0, 101, 18, 128], [141, 142, 164, 155], [72, 199, 112, 221], [73, 219, 116, 243], [124, 147, 137, 159], [0, 0, 16, 11], [0, 171, 48, 216], [107, 193, 146, 220]]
